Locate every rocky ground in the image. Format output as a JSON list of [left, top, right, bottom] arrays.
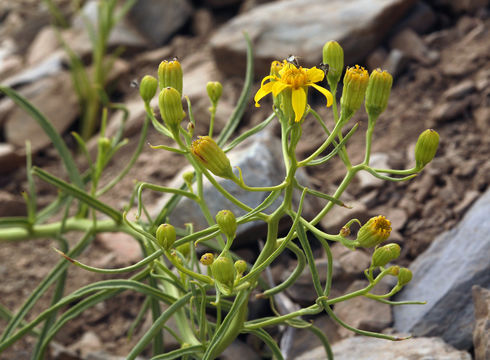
[[0, 0, 489, 359]]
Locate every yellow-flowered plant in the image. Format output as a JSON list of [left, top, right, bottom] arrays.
[[0, 36, 438, 360]]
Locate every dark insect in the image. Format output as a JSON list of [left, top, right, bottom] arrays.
[[130, 79, 139, 89], [286, 54, 300, 67], [318, 62, 330, 76]]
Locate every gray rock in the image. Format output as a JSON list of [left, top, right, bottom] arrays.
[[128, 0, 193, 45], [26, 26, 60, 66], [394, 0, 436, 34], [393, 188, 490, 349], [297, 336, 472, 360], [357, 152, 390, 189], [152, 129, 317, 244], [383, 48, 410, 77], [220, 339, 261, 360], [210, 0, 417, 76], [4, 72, 79, 153], [334, 280, 392, 337], [0, 143, 23, 175], [474, 106, 490, 133], [443, 80, 476, 101], [389, 28, 440, 66], [472, 285, 490, 360]]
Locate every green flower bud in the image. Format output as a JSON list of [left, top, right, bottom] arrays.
[[322, 40, 344, 87], [234, 260, 247, 274], [397, 267, 413, 286], [191, 136, 234, 179], [365, 69, 393, 117], [156, 223, 176, 250], [372, 243, 401, 267], [354, 215, 392, 248], [139, 75, 158, 103], [211, 255, 235, 287], [97, 137, 111, 155], [387, 265, 400, 276], [415, 129, 440, 169], [158, 59, 183, 94], [183, 171, 194, 184], [159, 87, 185, 132], [340, 65, 369, 122], [200, 253, 214, 266], [176, 242, 191, 258], [206, 81, 223, 105], [216, 210, 237, 240]]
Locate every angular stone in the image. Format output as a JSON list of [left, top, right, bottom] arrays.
[[443, 80, 476, 101], [357, 153, 390, 189], [210, 0, 417, 76], [127, 0, 193, 45], [26, 26, 60, 66], [95, 232, 142, 266], [383, 48, 410, 77], [390, 28, 439, 66], [472, 285, 490, 360], [297, 336, 472, 360], [393, 188, 490, 349], [4, 72, 79, 153]]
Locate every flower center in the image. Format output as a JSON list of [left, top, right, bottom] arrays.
[[372, 216, 392, 234], [281, 65, 308, 89]]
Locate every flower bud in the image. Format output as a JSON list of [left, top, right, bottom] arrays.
[[191, 136, 234, 179], [183, 171, 194, 184], [322, 40, 344, 87], [365, 69, 393, 117], [159, 87, 185, 132], [387, 265, 400, 276], [234, 260, 247, 274], [216, 210, 237, 240], [415, 129, 439, 169], [211, 255, 235, 287], [139, 75, 158, 103], [158, 59, 183, 94], [156, 223, 176, 250], [200, 253, 214, 266], [97, 137, 111, 155], [270, 60, 284, 77], [340, 65, 369, 121], [206, 81, 223, 105], [354, 215, 391, 248], [372, 243, 401, 267], [397, 267, 413, 286]]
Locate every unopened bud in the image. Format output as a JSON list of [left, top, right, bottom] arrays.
[[206, 81, 223, 105], [234, 260, 247, 274], [97, 137, 111, 155], [211, 255, 235, 287], [372, 243, 401, 267], [158, 59, 183, 94], [191, 136, 234, 179], [159, 87, 185, 132], [216, 210, 237, 240], [354, 215, 391, 248], [156, 223, 176, 250], [415, 129, 439, 169], [340, 226, 350, 237], [322, 41, 344, 87], [200, 253, 214, 266], [387, 265, 400, 276], [340, 65, 369, 121], [397, 267, 413, 286], [365, 69, 393, 117], [176, 242, 191, 258], [139, 75, 158, 103]]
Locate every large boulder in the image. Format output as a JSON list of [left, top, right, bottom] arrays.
[[210, 0, 417, 77]]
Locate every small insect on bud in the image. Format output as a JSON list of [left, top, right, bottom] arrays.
[[365, 69, 393, 118], [211, 255, 235, 287], [415, 129, 440, 170], [354, 215, 392, 248], [156, 223, 176, 250], [158, 58, 183, 94], [234, 260, 247, 275], [216, 210, 237, 240], [158, 87, 185, 132], [200, 253, 214, 266], [139, 75, 158, 103], [191, 136, 234, 179], [397, 267, 413, 286], [340, 65, 369, 122], [206, 81, 223, 105], [372, 243, 401, 268], [322, 40, 344, 87]]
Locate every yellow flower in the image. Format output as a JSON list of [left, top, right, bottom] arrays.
[[254, 61, 333, 123], [354, 215, 392, 248]]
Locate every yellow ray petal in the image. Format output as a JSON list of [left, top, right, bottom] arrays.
[[260, 75, 275, 87], [272, 81, 289, 96], [306, 67, 325, 83], [291, 88, 307, 122], [254, 81, 274, 107], [311, 83, 334, 107]]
